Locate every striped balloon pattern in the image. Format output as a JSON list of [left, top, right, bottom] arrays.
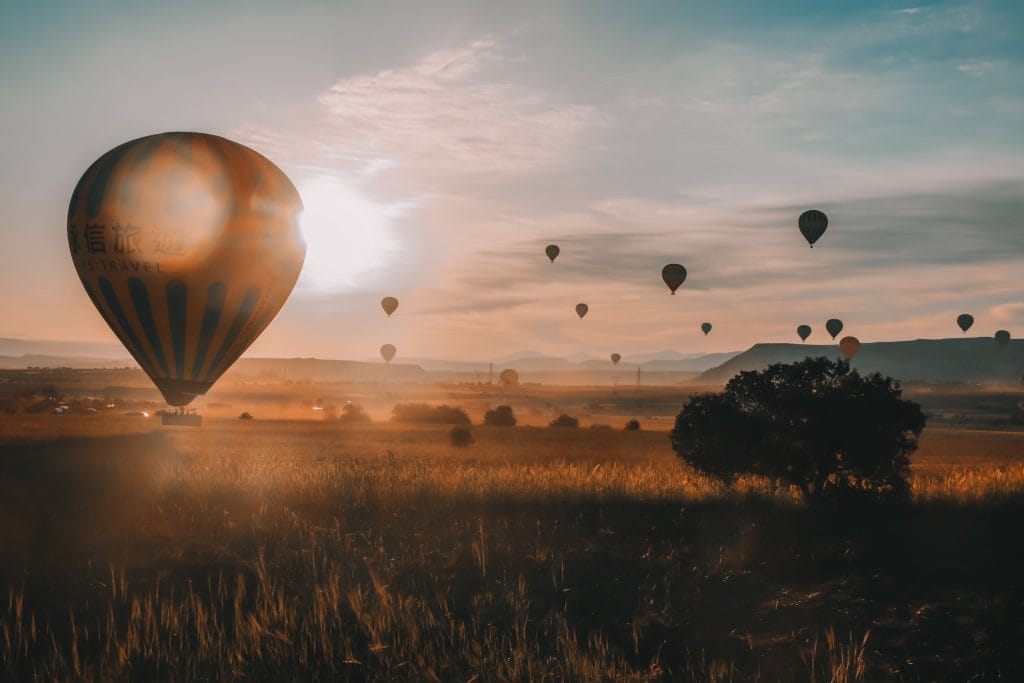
[[67, 132, 305, 406]]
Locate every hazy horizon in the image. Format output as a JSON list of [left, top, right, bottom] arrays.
[[2, 0, 1022, 362]]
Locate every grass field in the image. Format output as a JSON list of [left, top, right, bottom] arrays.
[[2, 400, 1024, 680]]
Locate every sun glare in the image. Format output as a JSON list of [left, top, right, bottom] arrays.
[[296, 175, 405, 294]]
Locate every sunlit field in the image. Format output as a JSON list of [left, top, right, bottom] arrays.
[[2, 391, 1023, 681]]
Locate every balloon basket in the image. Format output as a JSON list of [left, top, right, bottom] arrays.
[[162, 408, 202, 427]]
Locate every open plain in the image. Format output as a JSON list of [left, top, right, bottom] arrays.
[[2, 375, 1023, 681]]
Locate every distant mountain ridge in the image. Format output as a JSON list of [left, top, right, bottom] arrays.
[[0, 337, 128, 360], [227, 358, 432, 383], [0, 354, 133, 369], [698, 338, 1024, 384]]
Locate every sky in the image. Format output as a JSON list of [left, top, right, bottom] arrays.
[[1, 0, 1022, 362]]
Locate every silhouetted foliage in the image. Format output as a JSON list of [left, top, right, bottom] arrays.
[[483, 405, 517, 426], [670, 357, 926, 502], [549, 414, 579, 429], [238, 412, 253, 420], [450, 425, 474, 447], [624, 419, 641, 431], [391, 403, 471, 425], [338, 402, 372, 424]]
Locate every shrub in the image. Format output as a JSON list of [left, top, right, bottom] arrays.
[[624, 419, 641, 431], [483, 405, 517, 426], [450, 426, 474, 447], [669, 357, 926, 502], [238, 412, 253, 420], [391, 403, 471, 425], [549, 414, 579, 429], [338, 402, 372, 424]]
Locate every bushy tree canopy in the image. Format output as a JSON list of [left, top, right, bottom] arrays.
[[670, 357, 926, 501], [338, 402, 372, 424], [549, 414, 579, 429], [391, 403, 471, 425], [483, 405, 517, 426]]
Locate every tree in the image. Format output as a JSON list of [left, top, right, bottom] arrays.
[[338, 402, 372, 424], [391, 403, 471, 425], [669, 357, 926, 502], [549, 414, 579, 429], [483, 405, 517, 426]]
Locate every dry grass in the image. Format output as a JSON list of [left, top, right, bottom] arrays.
[[1, 415, 1022, 680]]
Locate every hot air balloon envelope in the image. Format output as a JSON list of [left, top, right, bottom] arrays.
[[701, 322, 712, 335], [499, 368, 519, 384], [799, 210, 828, 247], [575, 303, 589, 319], [825, 318, 844, 340], [381, 297, 399, 317], [545, 245, 560, 262], [839, 336, 860, 359], [995, 330, 1011, 348], [797, 325, 812, 342], [661, 264, 687, 294], [380, 344, 397, 362], [67, 132, 305, 407], [610, 353, 621, 365], [956, 313, 974, 333]]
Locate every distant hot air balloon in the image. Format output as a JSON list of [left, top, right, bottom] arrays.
[[499, 368, 519, 385], [956, 313, 974, 334], [798, 210, 828, 248], [575, 303, 589, 319], [701, 322, 712, 336], [545, 244, 560, 263], [381, 296, 399, 317], [66, 132, 305, 407], [839, 336, 860, 359], [995, 330, 1011, 348], [797, 325, 812, 342], [610, 353, 621, 365], [661, 264, 687, 294], [825, 318, 844, 340], [380, 344, 397, 363]]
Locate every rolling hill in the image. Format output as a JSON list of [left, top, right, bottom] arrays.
[[698, 338, 1024, 385]]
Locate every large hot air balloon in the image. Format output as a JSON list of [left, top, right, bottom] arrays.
[[661, 264, 687, 294], [381, 296, 399, 317], [839, 336, 860, 359], [575, 303, 589, 319], [610, 353, 621, 365], [380, 344, 397, 362], [545, 245, 560, 263], [797, 325, 812, 342], [995, 330, 1011, 348], [499, 368, 519, 385], [67, 132, 305, 407], [798, 210, 828, 248], [701, 322, 712, 336], [956, 313, 974, 334], [825, 318, 844, 340]]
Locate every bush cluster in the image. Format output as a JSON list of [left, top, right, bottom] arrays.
[[483, 405, 517, 426], [338, 403, 372, 424], [549, 414, 579, 429], [450, 426, 474, 447], [391, 403, 471, 425]]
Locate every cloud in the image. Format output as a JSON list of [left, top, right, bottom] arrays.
[[956, 60, 1000, 77], [238, 38, 605, 186], [988, 303, 1024, 324]]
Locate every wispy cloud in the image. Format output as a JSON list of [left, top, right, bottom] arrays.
[[239, 38, 605, 186]]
